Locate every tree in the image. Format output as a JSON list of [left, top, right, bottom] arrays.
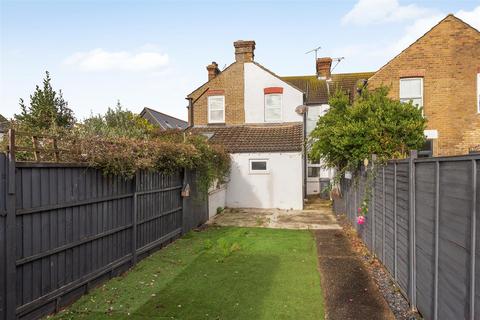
[[309, 87, 426, 173], [80, 101, 155, 139], [15, 71, 75, 131]]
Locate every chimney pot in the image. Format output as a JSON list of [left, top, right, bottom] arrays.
[[234, 40, 255, 62], [316, 57, 332, 80], [206, 61, 220, 81]]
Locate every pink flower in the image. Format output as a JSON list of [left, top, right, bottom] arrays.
[[357, 207, 361, 213], [357, 215, 366, 225]]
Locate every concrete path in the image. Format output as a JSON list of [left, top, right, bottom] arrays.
[[315, 229, 395, 320], [211, 197, 394, 320], [210, 197, 341, 230]]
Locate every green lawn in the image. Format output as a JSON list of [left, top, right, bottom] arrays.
[[53, 227, 324, 320]]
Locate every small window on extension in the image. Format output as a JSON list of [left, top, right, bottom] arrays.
[[249, 159, 269, 174]]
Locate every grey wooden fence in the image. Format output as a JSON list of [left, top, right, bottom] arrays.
[[334, 152, 479, 320], [0, 152, 208, 320]]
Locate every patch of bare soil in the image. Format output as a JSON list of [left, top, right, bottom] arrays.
[[337, 215, 422, 320]]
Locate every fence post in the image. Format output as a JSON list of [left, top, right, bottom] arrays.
[[470, 159, 477, 320], [408, 150, 418, 311], [181, 169, 188, 234], [132, 171, 138, 266], [350, 180, 356, 225], [5, 129, 17, 320], [394, 162, 398, 282], [372, 154, 377, 252], [382, 166, 386, 262], [434, 160, 440, 320]]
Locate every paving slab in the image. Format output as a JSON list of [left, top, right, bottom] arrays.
[[210, 197, 341, 230]]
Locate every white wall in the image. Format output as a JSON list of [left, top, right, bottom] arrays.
[[226, 152, 303, 210], [208, 185, 226, 219], [244, 62, 304, 124]]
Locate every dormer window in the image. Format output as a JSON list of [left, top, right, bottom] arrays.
[[264, 87, 283, 122], [208, 95, 225, 123]]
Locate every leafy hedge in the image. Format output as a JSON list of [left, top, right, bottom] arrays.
[[1, 127, 230, 194]]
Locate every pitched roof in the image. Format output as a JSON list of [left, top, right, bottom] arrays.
[[282, 72, 374, 105], [140, 107, 188, 130], [187, 123, 303, 153], [369, 14, 480, 84], [0, 114, 8, 131]]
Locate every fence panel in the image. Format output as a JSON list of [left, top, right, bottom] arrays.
[[415, 161, 436, 320], [0, 154, 6, 320], [384, 163, 395, 276], [476, 159, 480, 320], [182, 171, 208, 232], [334, 154, 479, 320], [374, 167, 384, 259], [135, 170, 183, 257], [14, 164, 135, 317], [437, 160, 473, 319], [0, 155, 208, 320], [396, 162, 410, 295]]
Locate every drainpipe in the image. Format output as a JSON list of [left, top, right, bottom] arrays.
[[296, 102, 308, 205], [185, 98, 193, 129], [303, 109, 307, 201]]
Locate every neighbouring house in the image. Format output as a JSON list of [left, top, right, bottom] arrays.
[[186, 40, 305, 210], [140, 107, 188, 130], [368, 14, 480, 157], [185, 40, 373, 209], [0, 114, 8, 139], [282, 63, 374, 195]]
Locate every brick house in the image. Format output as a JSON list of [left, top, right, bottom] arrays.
[[368, 14, 480, 156], [186, 41, 372, 208], [186, 41, 305, 209]]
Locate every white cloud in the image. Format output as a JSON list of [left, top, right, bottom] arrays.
[[391, 6, 480, 55], [457, 6, 480, 30], [337, 4, 480, 73], [389, 13, 444, 54], [342, 0, 433, 25], [64, 47, 169, 71]]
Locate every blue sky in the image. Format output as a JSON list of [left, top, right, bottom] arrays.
[[1, 0, 479, 121]]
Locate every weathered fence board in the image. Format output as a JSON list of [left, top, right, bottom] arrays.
[[334, 154, 480, 320], [0, 154, 7, 320], [0, 152, 208, 320]]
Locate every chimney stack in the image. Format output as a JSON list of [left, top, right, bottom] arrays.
[[234, 40, 255, 62], [316, 57, 332, 80], [206, 62, 220, 81]]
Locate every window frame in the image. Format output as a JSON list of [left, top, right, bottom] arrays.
[[264, 93, 282, 122], [249, 159, 269, 174], [399, 77, 424, 108], [208, 95, 225, 123]]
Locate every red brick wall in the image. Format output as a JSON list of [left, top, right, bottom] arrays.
[[188, 62, 245, 126], [368, 15, 480, 156]]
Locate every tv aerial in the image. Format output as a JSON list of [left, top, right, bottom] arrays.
[[305, 46, 321, 60]]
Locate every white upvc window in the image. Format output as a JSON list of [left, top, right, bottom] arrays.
[[265, 94, 282, 122], [400, 78, 423, 108], [477, 72, 480, 113], [208, 95, 225, 123], [249, 159, 269, 174]]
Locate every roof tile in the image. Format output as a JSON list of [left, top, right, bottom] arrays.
[[188, 123, 303, 153]]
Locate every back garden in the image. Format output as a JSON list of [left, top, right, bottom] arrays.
[[52, 227, 324, 320]]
